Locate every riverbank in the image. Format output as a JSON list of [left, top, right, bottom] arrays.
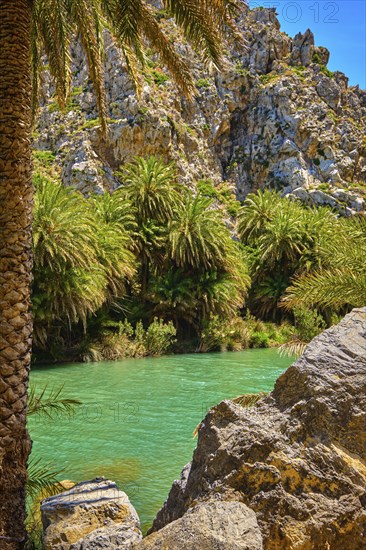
[[32, 317, 297, 365]]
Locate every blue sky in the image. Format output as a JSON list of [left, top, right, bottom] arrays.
[[248, 0, 366, 88]]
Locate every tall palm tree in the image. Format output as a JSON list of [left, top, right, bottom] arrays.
[[122, 156, 184, 296], [32, 177, 135, 349], [168, 193, 235, 271], [0, 2, 243, 546]]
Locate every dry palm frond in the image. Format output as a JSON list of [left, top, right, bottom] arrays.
[[231, 391, 268, 407], [278, 339, 307, 359]]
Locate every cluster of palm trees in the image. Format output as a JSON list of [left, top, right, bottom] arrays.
[[33, 166, 366, 361], [1, 0, 364, 545], [32, 157, 250, 356], [238, 189, 366, 319]]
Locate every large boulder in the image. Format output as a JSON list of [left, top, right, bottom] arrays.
[[134, 501, 263, 550], [149, 308, 366, 549], [41, 478, 142, 549]]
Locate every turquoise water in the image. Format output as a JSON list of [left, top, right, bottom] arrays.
[[29, 349, 292, 531]]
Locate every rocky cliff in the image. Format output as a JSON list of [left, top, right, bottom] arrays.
[[42, 309, 366, 549], [34, 5, 366, 214]]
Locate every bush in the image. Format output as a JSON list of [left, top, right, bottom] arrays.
[[243, 311, 295, 348], [293, 306, 326, 342], [249, 331, 269, 348], [199, 316, 249, 352], [143, 318, 177, 356], [196, 78, 210, 89], [150, 68, 170, 86], [83, 318, 176, 361]]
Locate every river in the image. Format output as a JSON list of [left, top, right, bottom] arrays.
[[29, 349, 293, 531]]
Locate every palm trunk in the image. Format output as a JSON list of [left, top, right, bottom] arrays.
[[0, 1, 33, 548]]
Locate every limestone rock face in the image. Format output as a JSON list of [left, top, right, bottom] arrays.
[[150, 308, 366, 549], [134, 501, 263, 550], [34, 6, 366, 214], [41, 478, 142, 550]]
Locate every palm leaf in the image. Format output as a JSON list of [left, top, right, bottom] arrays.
[[231, 391, 269, 407], [28, 384, 81, 418], [278, 339, 307, 358], [27, 457, 64, 501]]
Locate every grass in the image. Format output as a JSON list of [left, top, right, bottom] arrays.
[[196, 78, 210, 89], [150, 68, 170, 86], [259, 72, 279, 85]]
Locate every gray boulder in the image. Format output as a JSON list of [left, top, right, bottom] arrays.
[[134, 501, 263, 550]]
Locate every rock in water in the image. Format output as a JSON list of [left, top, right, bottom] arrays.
[[148, 308, 366, 549], [41, 478, 142, 549]]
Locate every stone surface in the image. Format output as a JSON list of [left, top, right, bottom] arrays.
[[34, 6, 366, 214], [134, 500, 263, 550], [150, 308, 366, 549], [41, 478, 142, 550]]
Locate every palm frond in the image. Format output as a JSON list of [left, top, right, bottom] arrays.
[[278, 339, 307, 358], [33, 0, 72, 108], [282, 267, 366, 310], [231, 391, 268, 407], [162, 0, 224, 68], [27, 457, 64, 501], [28, 384, 81, 418], [68, 0, 108, 133]]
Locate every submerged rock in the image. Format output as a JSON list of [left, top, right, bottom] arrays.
[[149, 308, 366, 549], [41, 478, 142, 549]]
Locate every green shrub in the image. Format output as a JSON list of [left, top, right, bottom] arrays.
[[319, 65, 334, 78], [293, 307, 326, 342], [196, 78, 210, 89], [84, 318, 176, 361], [144, 318, 177, 356], [249, 331, 269, 348], [199, 316, 249, 352], [32, 150, 56, 168], [150, 69, 169, 86], [197, 178, 218, 199]]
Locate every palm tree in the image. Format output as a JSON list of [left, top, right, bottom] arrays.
[[122, 156, 183, 225], [32, 177, 135, 350], [121, 156, 184, 296], [237, 189, 284, 243], [168, 193, 235, 271], [149, 268, 197, 329], [282, 217, 366, 311], [0, 3, 244, 544]]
